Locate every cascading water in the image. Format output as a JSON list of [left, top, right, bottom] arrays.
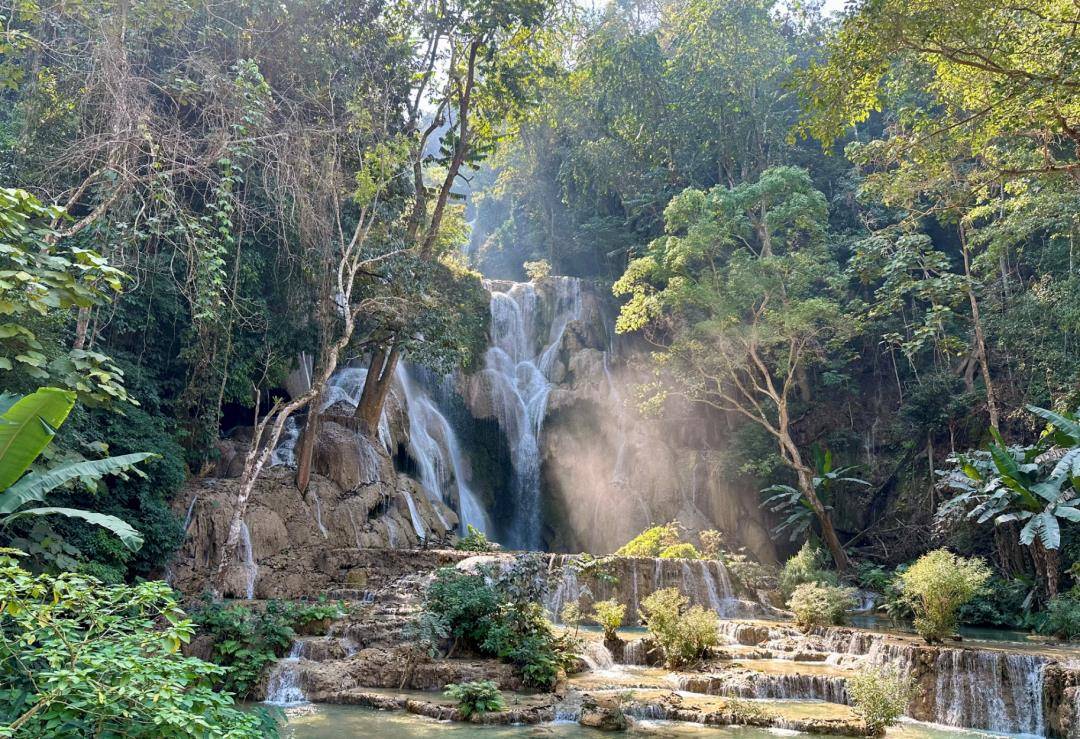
[[269, 362, 488, 537], [238, 520, 257, 599], [480, 277, 582, 549]]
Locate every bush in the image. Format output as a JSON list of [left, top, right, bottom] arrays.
[[640, 588, 719, 667], [958, 575, 1030, 628], [724, 550, 778, 594], [522, 259, 551, 281], [615, 523, 680, 557], [779, 541, 838, 599], [723, 697, 776, 723], [420, 557, 576, 689], [592, 599, 626, 640], [1038, 592, 1080, 641], [788, 582, 857, 630], [659, 542, 700, 559], [0, 552, 275, 737], [560, 601, 584, 633], [455, 524, 499, 552], [699, 529, 725, 559], [899, 549, 990, 643], [847, 666, 917, 735], [445, 680, 505, 719]]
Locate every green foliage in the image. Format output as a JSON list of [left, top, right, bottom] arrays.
[[723, 550, 777, 595], [762, 447, 869, 542], [959, 575, 1033, 629], [847, 666, 918, 736], [940, 405, 1080, 553], [788, 582, 857, 631], [420, 556, 576, 689], [615, 522, 680, 557], [0, 551, 275, 737], [1036, 592, 1080, 641], [639, 587, 718, 668], [658, 542, 700, 559], [444, 680, 505, 719], [560, 602, 583, 633], [191, 598, 341, 698], [522, 260, 551, 281], [0, 189, 131, 405], [899, 550, 991, 643], [722, 697, 776, 724], [0, 387, 151, 554], [591, 599, 626, 641], [779, 542, 838, 600], [455, 524, 500, 552]]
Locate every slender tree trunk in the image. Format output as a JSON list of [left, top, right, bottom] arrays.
[[795, 464, 853, 574], [960, 228, 1000, 431], [1032, 540, 1060, 599], [295, 410, 318, 493]]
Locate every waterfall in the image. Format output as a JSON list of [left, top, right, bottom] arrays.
[[481, 277, 582, 550], [402, 489, 426, 541], [270, 416, 300, 467], [929, 650, 1045, 735], [581, 641, 616, 671], [264, 658, 306, 706], [181, 496, 198, 534], [270, 361, 488, 537], [238, 520, 257, 599], [396, 365, 488, 535]]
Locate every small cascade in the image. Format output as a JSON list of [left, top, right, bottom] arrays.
[[481, 277, 582, 549], [929, 650, 1045, 736], [270, 416, 301, 467], [181, 496, 198, 534], [238, 520, 257, 599], [622, 639, 650, 666], [674, 671, 849, 704], [402, 489, 426, 541], [581, 641, 617, 672], [264, 657, 306, 706]]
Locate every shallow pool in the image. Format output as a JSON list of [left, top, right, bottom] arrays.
[[282, 704, 1020, 738]]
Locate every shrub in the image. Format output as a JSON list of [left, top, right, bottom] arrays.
[[1038, 592, 1080, 641], [640, 588, 719, 667], [699, 529, 725, 559], [615, 523, 681, 557], [445, 680, 505, 719], [421, 558, 576, 689], [560, 601, 583, 634], [522, 259, 551, 281], [847, 666, 917, 735], [788, 582, 857, 630], [899, 549, 990, 643], [191, 599, 299, 696], [0, 552, 275, 737], [724, 550, 778, 593], [723, 697, 776, 723], [779, 541, 837, 599], [455, 524, 499, 552], [592, 599, 626, 640], [659, 542, 700, 559], [959, 575, 1030, 628]]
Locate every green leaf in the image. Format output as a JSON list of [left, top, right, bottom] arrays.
[[0, 452, 157, 515], [0, 388, 76, 491], [1027, 405, 1080, 444], [2, 506, 142, 550]]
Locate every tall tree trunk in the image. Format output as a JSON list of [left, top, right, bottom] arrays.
[[355, 343, 400, 437], [960, 228, 1000, 431], [1032, 540, 1060, 599], [295, 410, 318, 493], [795, 464, 853, 574]]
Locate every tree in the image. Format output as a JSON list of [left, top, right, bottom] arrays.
[[614, 167, 858, 572], [352, 0, 560, 437], [898, 549, 990, 643]]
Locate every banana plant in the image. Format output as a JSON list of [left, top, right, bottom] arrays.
[[761, 446, 870, 541], [0, 387, 154, 551], [939, 405, 1080, 552]]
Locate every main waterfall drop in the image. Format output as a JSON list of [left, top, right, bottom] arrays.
[[476, 277, 582, 550]]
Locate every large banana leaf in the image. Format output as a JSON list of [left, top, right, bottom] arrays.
[[0, 452, 157, 515], [0, 388, 76, 491], [2, 506, 143, 551], [1027, 405, 1080, 444]]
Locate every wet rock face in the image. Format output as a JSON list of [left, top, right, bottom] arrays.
[[169, 467, 458, 599]]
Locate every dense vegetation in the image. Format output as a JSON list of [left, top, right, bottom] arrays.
[[2, 0, 1080, 732]]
